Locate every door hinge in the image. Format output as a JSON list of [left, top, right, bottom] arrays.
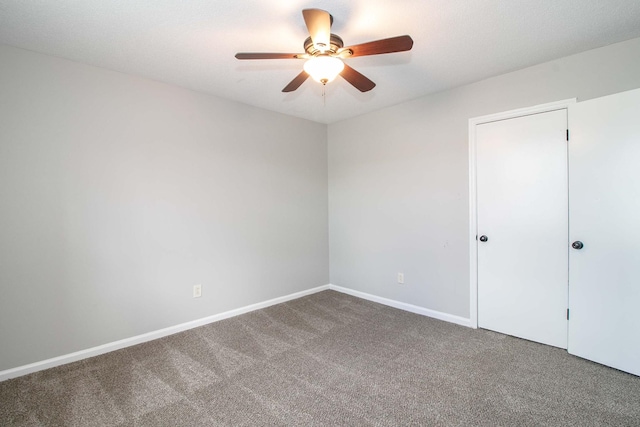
[[566, 129, 569, 141], [566, 308, 570, 320]]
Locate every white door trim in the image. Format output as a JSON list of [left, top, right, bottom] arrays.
[[468, 99, 576, 328]]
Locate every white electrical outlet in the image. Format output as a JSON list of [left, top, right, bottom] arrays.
[[397, 273, 404, 284], [193, 284, 202, 298]]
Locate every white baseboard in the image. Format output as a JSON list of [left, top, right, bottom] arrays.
[[0, 285, 330, 382], [328, 284, 473, 328]]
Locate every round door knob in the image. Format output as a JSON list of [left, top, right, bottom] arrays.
[[479, 235, 488, 242], [572, 241, 584, 250]]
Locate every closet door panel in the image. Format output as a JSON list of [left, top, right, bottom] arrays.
[[568, 88, 640, 376], [477, 109, 568, 348]]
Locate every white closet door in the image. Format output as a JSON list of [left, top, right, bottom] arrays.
[[477, 109, 568, 348], [568, 88, 640, 376]]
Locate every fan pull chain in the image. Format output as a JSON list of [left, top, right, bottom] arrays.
[[322, 86, 326, 106]]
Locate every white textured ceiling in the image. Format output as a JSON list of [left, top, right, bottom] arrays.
[[1, 1, 640, 124]]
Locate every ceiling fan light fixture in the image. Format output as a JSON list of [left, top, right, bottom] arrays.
[[235, 8, 413, 93], [303, 55, 344, 85]]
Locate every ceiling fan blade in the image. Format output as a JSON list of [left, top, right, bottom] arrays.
[[343, 35, 413, 57], [340, 64, 376, 92], [302, 9, 331, 51], [282, 70, 309, 92], [235, 53, 305, 60]]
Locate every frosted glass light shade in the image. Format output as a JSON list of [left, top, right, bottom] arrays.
[[303, 56, 344, 85]]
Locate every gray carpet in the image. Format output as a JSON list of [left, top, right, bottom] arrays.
[[1, 290, 639, 426]]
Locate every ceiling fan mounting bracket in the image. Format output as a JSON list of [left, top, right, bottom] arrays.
[[303, 34, 345, 56]]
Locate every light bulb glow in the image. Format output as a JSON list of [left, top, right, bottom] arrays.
[[303, 56, 344, 85]]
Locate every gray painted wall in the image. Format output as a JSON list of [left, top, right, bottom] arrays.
[[0, 45, 329, 371], [328, 37, 640, 319]]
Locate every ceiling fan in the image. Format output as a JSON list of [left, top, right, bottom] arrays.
[[235, 9, 413, 93]]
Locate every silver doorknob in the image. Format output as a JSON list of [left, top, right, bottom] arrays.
[[572, 241, 584, 250]]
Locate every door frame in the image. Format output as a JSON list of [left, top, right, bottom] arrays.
[[468, 99, 576, 328]]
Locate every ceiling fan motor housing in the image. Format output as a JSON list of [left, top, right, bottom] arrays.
[[304, 34, 345, 56]]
